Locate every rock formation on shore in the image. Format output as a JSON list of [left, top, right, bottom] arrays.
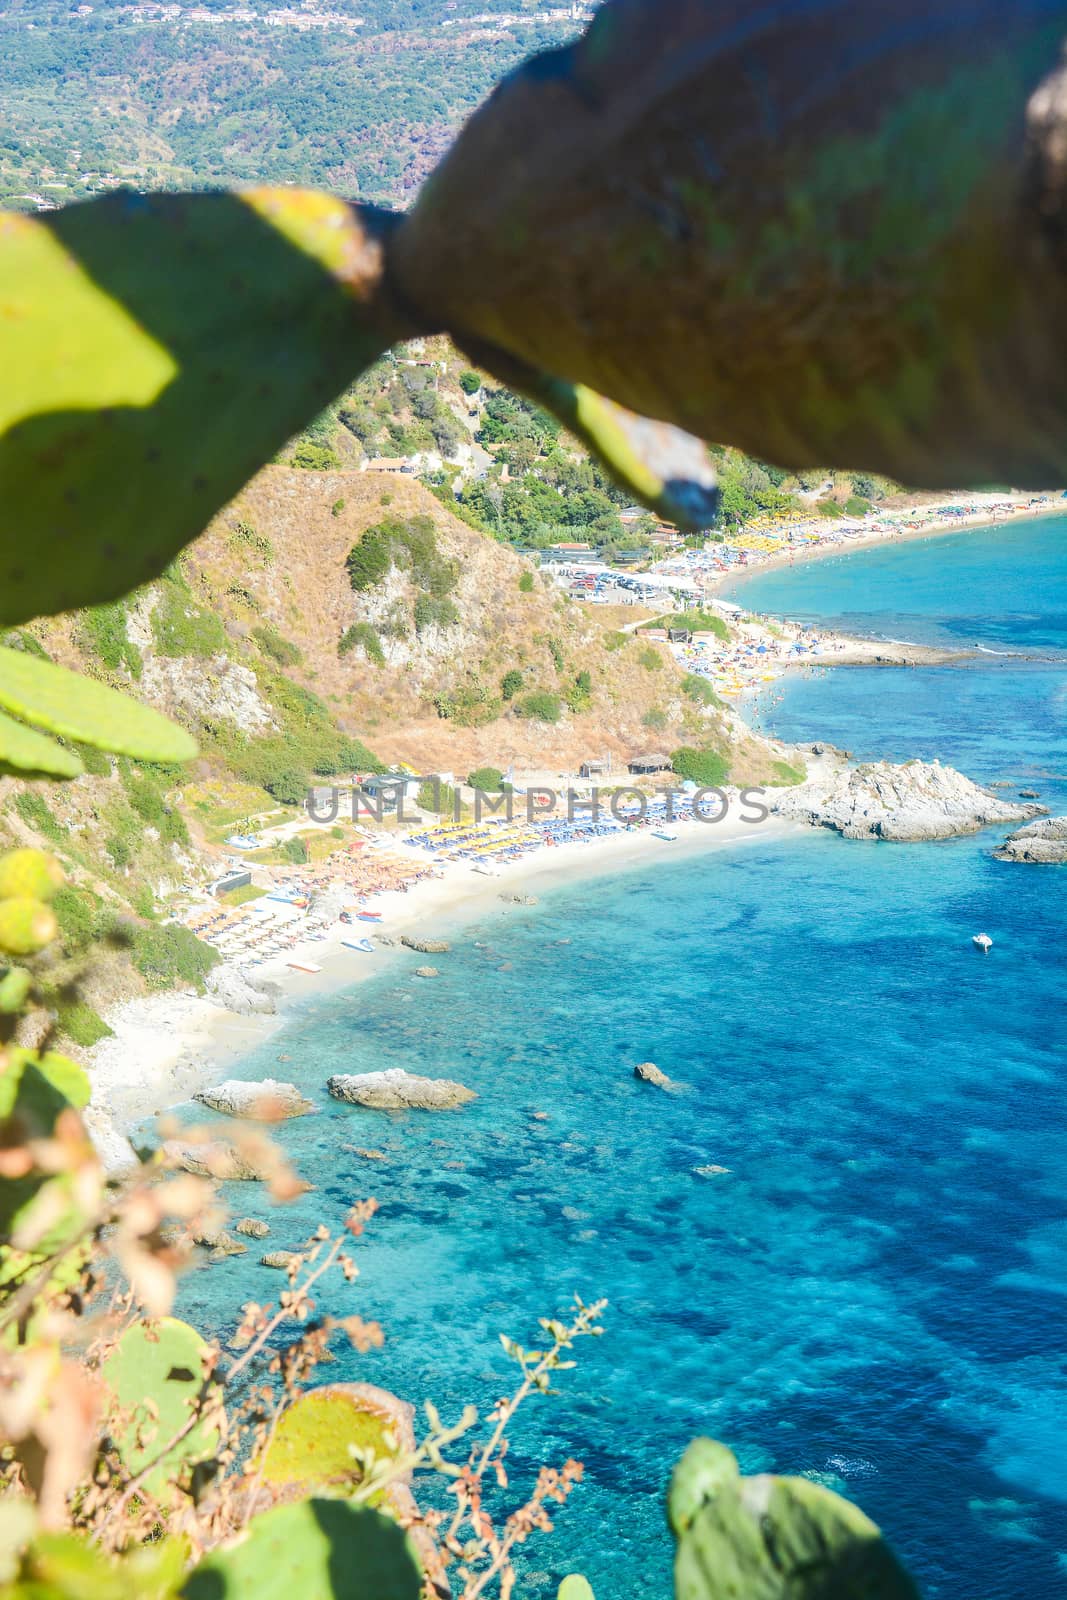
[[206, 965, 282, 1017], [994, 815, 1067, 864], [400, 935, 450, 954], [771, 759, 1044, 841], [327, 1068, 476, 1110], [194, 1078, 314, 1119]]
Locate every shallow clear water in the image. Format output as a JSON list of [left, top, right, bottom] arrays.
[[176, 519, 1067, 1599]]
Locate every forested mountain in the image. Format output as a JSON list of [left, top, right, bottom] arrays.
[[0, 0, 592, 203]]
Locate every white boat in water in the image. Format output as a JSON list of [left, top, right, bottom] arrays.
[[972, 933, 993, 953]]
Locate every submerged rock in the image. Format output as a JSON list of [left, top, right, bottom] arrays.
[[400, 935, 450, 954], [327, 1068, 476, 1111], [235, 1217, 270, 1239], [634, 1061, 671, 1088], [500, 893, 538, 906], [162, 1139, 272, 1181], [205, 1232, 247, 1262], [771, 759, 1044, 841], [414, 966, 439, 978], [994, 815, 1067, 864], [194, 1078, 314, 1120]]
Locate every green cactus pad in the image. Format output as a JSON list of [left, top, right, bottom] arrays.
[[0, 193, 411, 626], [670, 1439, 920, 1600], [0, 1048, 90, 1120], [0, 1049, 92, 1255], [256, 1384, 404, 1496], [0, 709, 84, 780], [101, 1317, 220, 1503], [181, 1498, 422, 1600], [558, 1577, 596, 1600], [0, 646, 196, 762], [6, 1529, 188, 1599]]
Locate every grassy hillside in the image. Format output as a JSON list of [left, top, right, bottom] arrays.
[[0, 464, 788, 1043]]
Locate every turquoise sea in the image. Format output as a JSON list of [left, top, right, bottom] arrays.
[[176, 518, 1067, 1599]]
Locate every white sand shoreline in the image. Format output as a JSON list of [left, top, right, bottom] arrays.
[[89, 501, 1060, 1154], [88, 809, 804, 1147]]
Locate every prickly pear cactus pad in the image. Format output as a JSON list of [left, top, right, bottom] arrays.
[[392, 0, 1067, 490], [0, 645, 196, 764], [101, 1317, 221, 1503], [256, 1384, 405, 1497], [181, 1498, 423, 1600], [668, 1439, 921, 1600], [0, 193, 411, 625]]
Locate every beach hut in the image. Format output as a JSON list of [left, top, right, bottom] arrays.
[[627, 753, 671, 776], [579, 760, 608, 779], [211, 869, 252, 898]]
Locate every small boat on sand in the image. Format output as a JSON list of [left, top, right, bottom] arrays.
[[356, 910, 383, 922], [342, 938, 374, 953], [652, 829, 679, 842], [287, 960, 322, 973], [972, 933, 993, 953]]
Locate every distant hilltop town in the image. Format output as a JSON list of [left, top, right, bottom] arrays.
[[58, 2, 593, 32]]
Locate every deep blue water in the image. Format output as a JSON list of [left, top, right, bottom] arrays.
[[177, 519, 1067, 1599]]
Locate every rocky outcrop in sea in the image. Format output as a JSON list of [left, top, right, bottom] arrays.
[[327, 1068, 476, 1110], [163, 1139, 275, 1181], [400, 935, 450, 954], [634, 1061, 672, 1088], [994, 815, 1067, 864], [194, 1078, 314, 1119], [771, 759, 1044, 841]]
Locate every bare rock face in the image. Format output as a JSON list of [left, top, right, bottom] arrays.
[[400, 935, 451, 954], [261, 1250, 302, 1270], [771, 760, 1044, 842], [235, 1217, 270, 1239], [194, 1078, 314, 1120], [327, 1068, 476, 1111], [206, 965, 281, 1017], [994, 815, 1067, 864], [414, 966, 439, 978], [634, 1061, 672, 1088]]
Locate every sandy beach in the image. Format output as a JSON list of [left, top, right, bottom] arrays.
[[87, 496, 1058, 1157], [699, 493, 1059, 592], [87, 805, 802, 1153]]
